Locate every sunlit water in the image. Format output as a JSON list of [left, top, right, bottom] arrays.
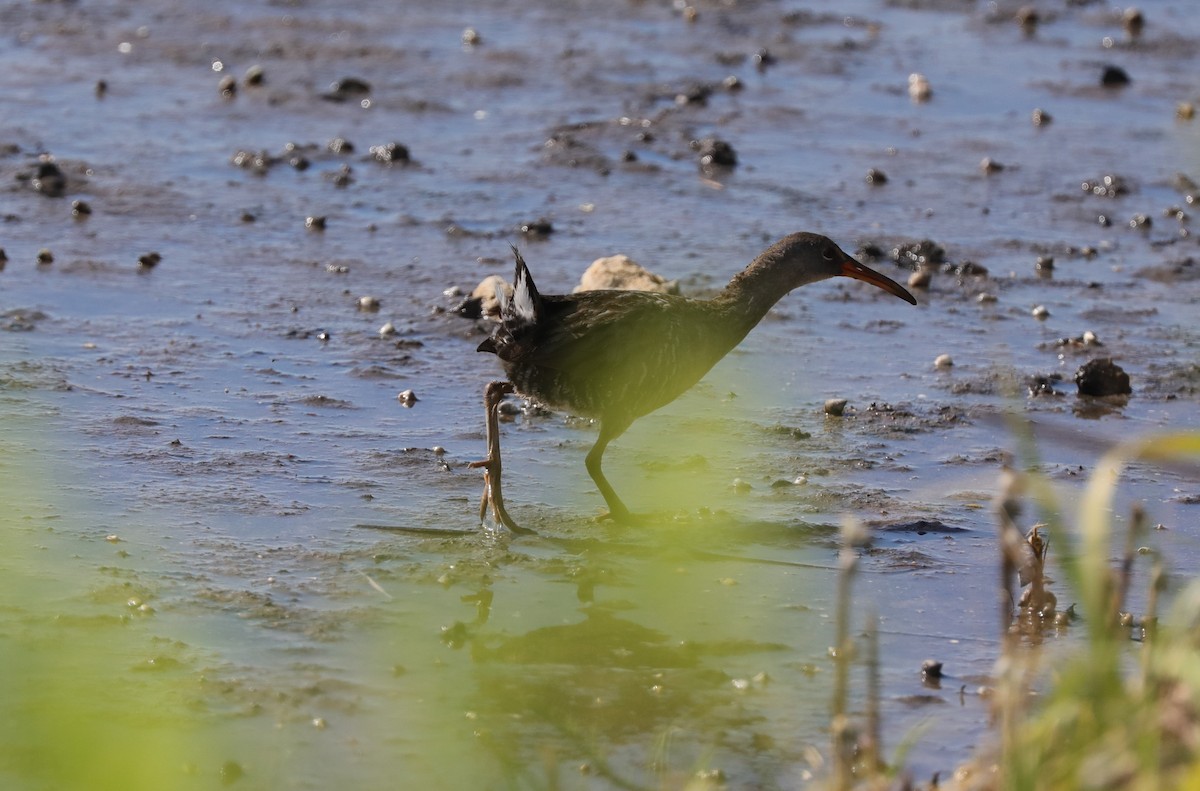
[[2, 1, 1198, 788]]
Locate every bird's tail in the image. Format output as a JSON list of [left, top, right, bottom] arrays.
[[508, 245, 541, 327]]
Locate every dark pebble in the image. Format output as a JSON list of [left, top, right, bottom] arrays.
[[695, 137, 737, 169], [1075, 358, 1131, 397], [305, 216, 327, 231], [328, 137, 355, 154], [36, 248, 54, 265], [369, 142, 410, 163], [1100, 65, 1131, 87], [520, 218, 554, 237], [218, 75, 237, 98], [243, 65, 265, 86], [892, 240, 946, 268], [32, 162, 66, 197], [138, 252, 162, 269], [324, 77, 371, 102], [866, 168, 888, 185], [71, 199, 92, 217]]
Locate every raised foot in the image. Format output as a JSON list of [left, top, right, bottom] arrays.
[[471, 456, 536, 536]]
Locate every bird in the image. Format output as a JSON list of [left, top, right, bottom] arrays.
[[471, 232, 917, 533]]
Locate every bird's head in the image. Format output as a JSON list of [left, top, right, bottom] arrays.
[[770, 232, 917, 305]]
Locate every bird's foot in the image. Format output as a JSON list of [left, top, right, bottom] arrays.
[[470, 457, 535, 536], [594, 508, 642, 526]]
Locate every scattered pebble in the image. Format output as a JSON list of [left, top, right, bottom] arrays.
[[1031, 107, 1052, 127], [907, 269, 931, 288], [1128, 213, 1151, 230], [461, 27, 481, 46], [865, 168, 888, 185], [397, 389, 419, 407], [36, 248, 54, 265], [519, 218, 554, 237], [1178, 102, 1196, 121], [1035, 255, 1054, 271], [32, 161, 66, 197], [305, 215, 326, 231], [1100, 65, 1131, 87], [976, 292, 998, 304], [696, 137, 737, 169], [824, 398, 848, 417], [379, 321, 397, 337], [1015, 6, 1039, 32], [1031, 305, 1050, 320], [1075, 358, 1131, 396], [908, 72, 932, 102], [369, 142, 410, 163], [358, 295, 381, 311], [71, 199, 92, 217], [921, 659, 943, 679], [243, 64, 265, 86], [138, 252, 162, 269], [934, 354, 953, 369], [458, 275, 513, 319], [731, 478, 751, 494], [1122, 7, 1145, 38], [218, 75, 237, 98], [980, 157, 1004, 174]]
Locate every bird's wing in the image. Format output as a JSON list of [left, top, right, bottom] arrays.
[[517, 291, 693, 375]]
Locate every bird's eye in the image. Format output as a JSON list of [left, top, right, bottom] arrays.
[[821, 246, 835, 261]]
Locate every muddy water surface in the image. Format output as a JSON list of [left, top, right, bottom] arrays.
[[2, 1, 1199, 788]]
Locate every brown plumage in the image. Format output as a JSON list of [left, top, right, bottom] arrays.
[[471, 232, 917, 533]]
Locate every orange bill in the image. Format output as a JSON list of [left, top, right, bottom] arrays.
[[839, 258, 918, 304]]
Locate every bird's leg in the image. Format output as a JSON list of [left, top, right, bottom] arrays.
[[585, 424, 636, 524], [468, 381, 534, 535]]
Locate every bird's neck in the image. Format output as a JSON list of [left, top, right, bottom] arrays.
[[709, 257, 799, 338]]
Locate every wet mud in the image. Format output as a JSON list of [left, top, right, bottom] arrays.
[[2, 0, 1199, 788]]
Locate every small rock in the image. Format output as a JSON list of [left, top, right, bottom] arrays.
[[976, 292, 998, 304], [908, 73, 932, 102], [36, 248, 54, 265], [1100, 65, 1130, 88], [1075, 358, 1131, 396], [1122, 7, 1144, 38], [1031, 305, 1050, 320], [458, 275, 513, 319], [1035, 255, 1054, 271], [574, 254, 678, 294], [461, 28, 482, 46], [218, 75, 237, 98], [824, 398, 848, 417], [379, 322, 397, 337], [31, 162, 66, 197], [305, 215, 326, 231], [1031, 107, 1052, 127], [696, 137, 737, 169], [369, 142, 410, 163], [71, 199, 92, 217], [907, 269, 931, 288], [397, 389, 419, 407], [980, 157, 1004, 174], [921, 659, 943, 679], [358, 295, 381, 311], [1015, 6, 1039, 32], [865, 168, 888, 185], [934, 354, 953, 369], [519, 218, 554, 237], [243, 64, 265, 86], [137, 252, 162, 269]]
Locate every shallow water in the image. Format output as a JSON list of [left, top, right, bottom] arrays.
[[2, 0, 1199, 788]]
